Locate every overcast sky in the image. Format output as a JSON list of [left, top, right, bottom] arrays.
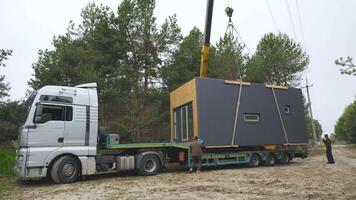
[[1, 0, 355, 135]]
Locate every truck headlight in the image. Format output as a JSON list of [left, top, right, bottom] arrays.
[[17, 155, 24, 161]]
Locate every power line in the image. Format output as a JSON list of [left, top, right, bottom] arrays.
[[295, 0, 307, 49], [284, 0, 298, 40], [265, 0, 280, 33]]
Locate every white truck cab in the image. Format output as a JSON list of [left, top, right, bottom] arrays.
[[15, 83, 99, 182]]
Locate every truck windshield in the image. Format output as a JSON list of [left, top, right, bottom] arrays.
[[25, 91, 37, 109]]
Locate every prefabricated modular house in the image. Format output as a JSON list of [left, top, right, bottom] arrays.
[[170, 77, 308, 147]]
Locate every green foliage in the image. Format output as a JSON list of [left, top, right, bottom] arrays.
[[303, 96, 323, 141], [334, 100, 356, 143], [0, 49, 12, 67], [0, 147, 16, 199], [245, 33, 309, 86], [305, 117, 323, 140], [0, 101, 28, 145], [0, 148, 15, 176], [335, 56, 356, 75], [162, 27, 202, 91], [209, 33, 248, 80], [0, 49, 12, 100]]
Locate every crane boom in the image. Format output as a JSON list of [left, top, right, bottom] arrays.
[[199, 0, 214, 77]]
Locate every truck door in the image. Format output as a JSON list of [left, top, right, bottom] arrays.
[[64, 105, 87, 146], [27, 104, 65, 147]]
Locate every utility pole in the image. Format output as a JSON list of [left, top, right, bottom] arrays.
[[303, 78, 318, 145]]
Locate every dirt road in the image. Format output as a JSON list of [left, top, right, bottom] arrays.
[[4, 146, 356, 200]]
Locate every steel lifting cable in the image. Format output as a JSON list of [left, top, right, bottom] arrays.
[[271, 86, 289, 145], [223, 6, 245, 146], [224, 7, 252, 56]]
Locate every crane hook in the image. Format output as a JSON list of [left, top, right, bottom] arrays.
[[225, 7, 234, 22]]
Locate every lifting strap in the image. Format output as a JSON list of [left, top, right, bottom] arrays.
[[231, 81, 243, 146], [271, 87, 289, 144]]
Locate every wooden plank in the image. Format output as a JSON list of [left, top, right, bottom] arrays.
[[224, 80, 251, 86], [265, 84, 288, 90], [283, 143, 308, 146], [264, 145, 277, 150], [169, 78, 198, 142], [109, 142, 190, 149], [205, 145, 239, 148]]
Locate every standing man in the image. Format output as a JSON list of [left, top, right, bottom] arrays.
[[322, 134, 335, 164], [190, 136, 203, 173]]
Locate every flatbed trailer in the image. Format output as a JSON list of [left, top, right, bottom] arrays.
[[106, 142, 307, 169]]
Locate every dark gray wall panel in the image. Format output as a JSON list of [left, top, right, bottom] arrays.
[[235, 83, 285, 146], [196, 78, 238, 146], [274, 88, 308, 143], [195, 78, 308, 147]]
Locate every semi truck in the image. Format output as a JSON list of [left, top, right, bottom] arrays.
[[15, 80, 307, 184]]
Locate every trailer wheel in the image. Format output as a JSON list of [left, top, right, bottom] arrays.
[[280, 152, 290, 164], [249, 154, 261, 168], [264, 153, 276, 166], [138, 155, 160, 176], [51, 155, 80, 184]]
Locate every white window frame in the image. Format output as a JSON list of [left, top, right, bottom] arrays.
[[284, 105, 291, 115], [181, 106, 189, 141], [174, 111, 177, 140], [244, 113, 260, 123]]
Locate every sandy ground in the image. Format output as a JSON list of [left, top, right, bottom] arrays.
[[3, 146, 356, 200]]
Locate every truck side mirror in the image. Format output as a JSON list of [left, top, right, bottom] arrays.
[[34, 104, 43, 123]]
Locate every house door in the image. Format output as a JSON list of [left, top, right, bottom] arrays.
[[173, 103, 193, 142]]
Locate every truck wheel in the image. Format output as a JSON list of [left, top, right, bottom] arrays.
[[51, 155, 80, 184], [249, 154, 261, 168], [138, 155, 160, 176], [264, 153, 276, 166], [280, 152, 290, 164]]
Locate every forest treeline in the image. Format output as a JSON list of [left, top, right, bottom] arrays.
[[1, 0, 324, 144]]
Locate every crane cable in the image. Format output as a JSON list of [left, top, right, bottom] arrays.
[[223, 11, 252, 56], [223, 6, 248, 146]]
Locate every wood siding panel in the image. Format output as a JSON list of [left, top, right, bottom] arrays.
[[169, 78, 198, 142]]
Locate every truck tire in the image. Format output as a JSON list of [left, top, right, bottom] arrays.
[[249, 154, 261, 168], [264, 153, 276, 166], [280, 152, 290, 164], [138, 155, 160, 176], [51, 155, 80, 184]]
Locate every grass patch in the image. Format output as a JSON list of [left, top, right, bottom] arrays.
[[0, 147, 16, 199], [0, 147, 16, 176]]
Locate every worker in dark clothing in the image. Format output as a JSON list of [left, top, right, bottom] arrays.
[[190, 136, 203, 173], [322, 134, 335, 164]]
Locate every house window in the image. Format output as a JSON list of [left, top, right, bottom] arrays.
[[173, 103, 193, 141], [244, 113, 260, 123], [284, 105, 291, 115]]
